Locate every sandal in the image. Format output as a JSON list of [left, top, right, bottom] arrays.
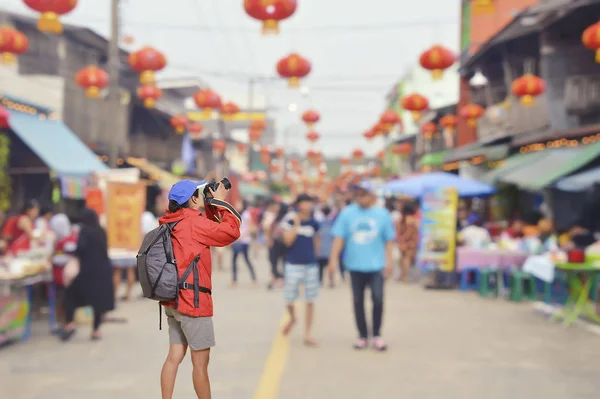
[[60, 328, 76, 342], [353, 338, 368, 350], [373, 337, 388, 352]]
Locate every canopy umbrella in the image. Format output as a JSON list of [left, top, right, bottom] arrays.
[[382, 172, 496, 198], [555, 166, 600, 192]]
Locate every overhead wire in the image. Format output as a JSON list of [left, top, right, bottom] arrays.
[[69, 16, 458, 33], [189, 0, 233, 78], [209, 0, 258, 77]]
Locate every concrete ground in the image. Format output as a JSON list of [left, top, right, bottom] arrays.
[[2, 250, 600, 399]]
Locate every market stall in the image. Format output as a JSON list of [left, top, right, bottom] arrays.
[[0, 251, 55, 345], [382, 172, 497, 288]]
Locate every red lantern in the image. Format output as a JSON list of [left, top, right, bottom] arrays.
[[340, 157, 351, 166], [420, 122, 437, 139], [212, 139, 227, 155], [188, 122, 204, 140], [249, 129, 262, 144], [511, 74, 546, 106], [170, 115, 188, 134], [439, 114, 458, 134], [193, 89, 222, 118], [260, 147, 271, 164], [419, 45, 456, 80], [376, 150, 385, 161], [0, 105, 10, 128], [244, 0, 297, 35], [379, 110, 400, 131], [374, 122, 391, 137], [306, 131, 320, 144], [221, 101, 240, 120], [250, 119, 267, 131], [401, 93, 429, 122], [269, 164, 280, 173], [372, 166, 382, 177], [352, 149, 364, 161], [391, 143, 412, 156], [0, 27, 28, 64], [137, 85, 162, 108], [275, 147, 285, 158], [128, 46, 167, 86], [276, 53, 311, 88], [302, 110, 320, 128], [237, 142, 248, 152], [24, 0, 78, 34], [460, 104, 485, 127], [582, 22, 600, 63], [75, 65, 109, 98], [363, 129, 376, 141]]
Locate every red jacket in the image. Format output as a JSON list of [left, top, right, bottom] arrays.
[[159, 200, 241, 317]]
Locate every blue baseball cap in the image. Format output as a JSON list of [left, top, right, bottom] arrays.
[[168, 180, 208, 205]]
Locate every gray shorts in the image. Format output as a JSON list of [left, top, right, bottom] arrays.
[[164, 307, 215, 351]]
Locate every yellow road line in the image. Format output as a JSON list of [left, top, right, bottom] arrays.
[[252, 314, 291, 399]]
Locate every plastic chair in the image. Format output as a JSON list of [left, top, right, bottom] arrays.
[[509, 270, 537, 302], [459, 267, 480, 291], [478, 268, 500, 297]]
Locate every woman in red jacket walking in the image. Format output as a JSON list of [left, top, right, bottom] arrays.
[[159, 180, 241, 399]]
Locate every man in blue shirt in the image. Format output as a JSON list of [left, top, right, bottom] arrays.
[[281, 194, 321, 346], [329, 182, 396, 351]]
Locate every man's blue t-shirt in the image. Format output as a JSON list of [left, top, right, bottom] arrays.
[[331, 204, 396, 272], [281, 213, 320, 265]]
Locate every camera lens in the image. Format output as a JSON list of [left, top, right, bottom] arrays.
[[221, 178, 232, 190]]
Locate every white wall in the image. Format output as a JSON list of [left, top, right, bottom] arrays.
[[0, 64, 65, 118]]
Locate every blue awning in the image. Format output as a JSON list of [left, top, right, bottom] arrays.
[[8, 109, 107, 176]]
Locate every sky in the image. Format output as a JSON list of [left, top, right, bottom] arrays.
[[1, 0, 461, 157]]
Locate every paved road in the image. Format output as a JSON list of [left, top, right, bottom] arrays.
[[2, 251, 600, 399]]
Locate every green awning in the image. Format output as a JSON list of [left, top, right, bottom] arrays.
[[443, 143, 482, 162], [419, 151, 448, 167], [8, 109, 107, 176], [444, 143, 509, 163], [500, 141, 600, 191], [484, 145, 510, 161], [481, 151, 547, 184]]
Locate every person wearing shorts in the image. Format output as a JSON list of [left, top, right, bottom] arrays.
[[165, 307, 215, 351], [280, 194, 321, 346], [158, 180, 241, 399]]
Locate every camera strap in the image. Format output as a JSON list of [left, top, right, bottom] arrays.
[[209, 199, 242, 224]]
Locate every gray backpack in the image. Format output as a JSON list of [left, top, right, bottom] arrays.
[[136, 221, 211, 328]]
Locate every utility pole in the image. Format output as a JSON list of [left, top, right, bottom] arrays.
[[108, 0, 121, 168]]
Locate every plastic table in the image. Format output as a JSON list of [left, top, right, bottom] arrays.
[[551, 262, 600, 326]]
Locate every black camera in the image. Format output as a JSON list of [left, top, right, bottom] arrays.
[[203, 178, 232, 202]]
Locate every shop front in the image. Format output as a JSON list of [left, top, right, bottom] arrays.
[[1, 95, 107, 345]]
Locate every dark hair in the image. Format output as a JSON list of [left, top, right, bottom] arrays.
[[40, 206, 53, 216], [385, 198, 395, 212], [322, 206, 332, 216], [403, 204, 416, 216], [168, 189, 199, 213], [79, 207, 100, 226], [21, 199, 39, 214]]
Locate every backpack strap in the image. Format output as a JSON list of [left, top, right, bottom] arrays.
[[176, 254, 212, 309], [163, 232, 176, 266]]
